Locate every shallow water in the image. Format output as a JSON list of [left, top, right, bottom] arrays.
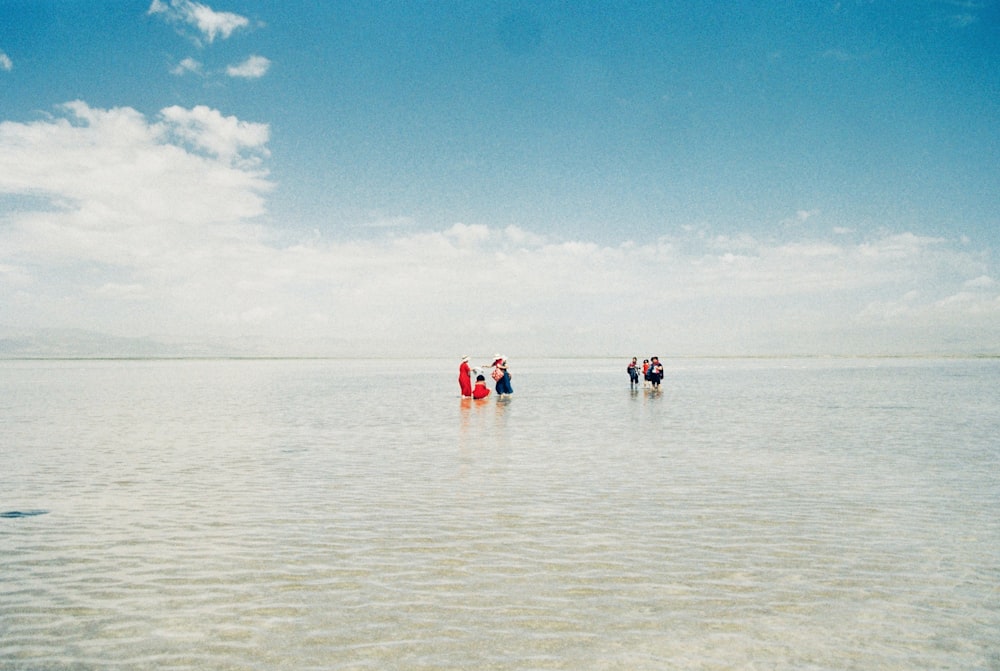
[[1, 357, 998, 670]]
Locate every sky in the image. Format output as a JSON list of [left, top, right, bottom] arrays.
[[0, 0, 998, 358]]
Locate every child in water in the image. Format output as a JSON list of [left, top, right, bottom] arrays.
[[472, 374, 491, 399]]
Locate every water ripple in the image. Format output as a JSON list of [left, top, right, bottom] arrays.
[[1, 358, 998, 669]]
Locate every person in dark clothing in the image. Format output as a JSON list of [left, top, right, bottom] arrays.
[[627, 357, 640, 389], [647, 356, 664, 388]]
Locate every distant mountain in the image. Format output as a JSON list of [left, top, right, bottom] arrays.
[[0, 326, 245, 359]]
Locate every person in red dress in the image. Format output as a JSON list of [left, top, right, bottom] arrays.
[[458, 356, 473, 397], [472, 374, 491, 399]]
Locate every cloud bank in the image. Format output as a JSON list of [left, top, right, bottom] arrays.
[[1, 102, 997, 357]]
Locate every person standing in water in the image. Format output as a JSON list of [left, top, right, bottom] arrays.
[[458, 356, 473, 398], [648, 356, 664, 388], [627, 357, 640, 389], [490, 354, 513, 396]]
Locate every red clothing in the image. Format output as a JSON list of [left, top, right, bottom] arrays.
[[459, 361, 472, 397], [472, 381, 491, 399]]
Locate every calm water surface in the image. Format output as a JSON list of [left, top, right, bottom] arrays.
[[1, 357, 998, 670]]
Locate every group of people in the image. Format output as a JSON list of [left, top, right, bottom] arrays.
[[628, 356, 664, 390], [459, 354, 513, 399], [459, 355, 660, 397]]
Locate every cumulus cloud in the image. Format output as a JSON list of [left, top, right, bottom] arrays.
[[0, 101, 271, 269], [148, 0, 250, 44], [226, 55, 271, 79], [0, 102, 997, 357], [0, 52, 12, 71]]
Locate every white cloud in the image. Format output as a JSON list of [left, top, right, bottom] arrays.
[[0, 101, 997, 357], [0, 101, 271, 269], [226, 55, 270, 79], [160, 104, 270, 165], [781, 209, 820, 227], [148, 0, 250, 44], [171, 57, 202, 76], [0, 52, 12, 72]]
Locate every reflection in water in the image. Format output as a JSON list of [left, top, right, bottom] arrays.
[[0, 510, 49, 518]]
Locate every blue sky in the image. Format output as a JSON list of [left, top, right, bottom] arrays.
[[1, 1, 998, 357]]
